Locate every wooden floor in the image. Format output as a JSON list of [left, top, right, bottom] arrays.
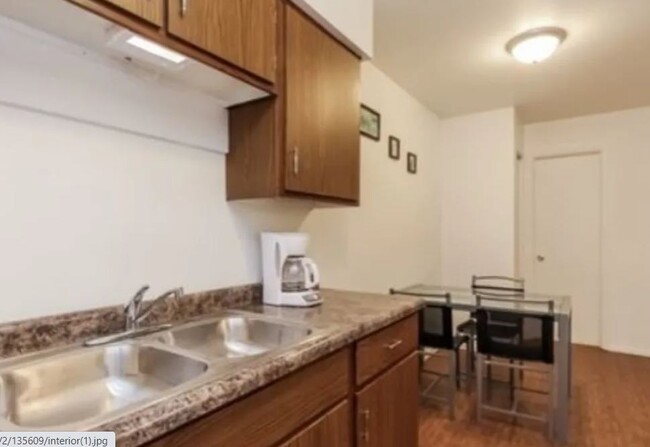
[[419, 345, 650, 446]]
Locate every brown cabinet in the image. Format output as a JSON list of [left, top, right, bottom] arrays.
[[280, 401, 351, 447], [356, 353, 420, 447], [145, 349, 350, 447], [167, 0, 278, 82], [101, 0, 163, 25], [284, 5, 360, 201], [227, 4, 361, 205]]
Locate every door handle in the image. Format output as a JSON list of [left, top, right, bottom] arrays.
[[359, 409, 370, 444], [293, 147, 300, 176], [537, 255, 546, 262]]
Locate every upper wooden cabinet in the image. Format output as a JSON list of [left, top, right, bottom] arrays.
[[284, 6, 360, 201], [227, 4, 361, 205], [167, 0, 278, 83], [101, 0, 163, 26]]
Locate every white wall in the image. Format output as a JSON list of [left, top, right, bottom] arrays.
[[439, 108, 517, 285], [0, 21, 313, 323], [0, 102, 311, 322], [291, 0, 373, 58], [0, 15, 235, 154], [300, 63, 442, 293], [0, 49, 443, 322], [522, 106, 650, 356]]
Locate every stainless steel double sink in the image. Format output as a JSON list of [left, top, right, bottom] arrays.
[[0, 312, 316, 430]]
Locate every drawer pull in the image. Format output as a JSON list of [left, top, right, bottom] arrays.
[[384, 339, 403, 350]]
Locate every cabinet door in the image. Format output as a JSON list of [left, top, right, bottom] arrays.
[[280, 401, 351, 447], [356, 353, 419, 447], [101, 0, 163, 26], [167, 0, 277, 82], [285, 6, 360, 202]]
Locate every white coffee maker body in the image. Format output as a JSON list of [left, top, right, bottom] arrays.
[[261, 232, 322, 307]]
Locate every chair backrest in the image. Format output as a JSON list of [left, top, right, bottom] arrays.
[[475, 296, 554, 364], [472, 275, 525, 297], [419, 293, 454, 350]]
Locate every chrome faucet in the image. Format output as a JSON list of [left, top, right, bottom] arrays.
[[124, 285, 184, 331]]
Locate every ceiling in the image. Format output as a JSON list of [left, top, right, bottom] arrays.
[[373, 0, 650, 123]]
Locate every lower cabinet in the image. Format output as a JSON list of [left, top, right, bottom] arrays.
[[280, 400, 351, 447], [356, 353, 420, 447], [145, 349, 350, 447]]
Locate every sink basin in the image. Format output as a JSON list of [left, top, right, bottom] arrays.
[[0, 343, 208, 428], [154, 315, 313, 360]]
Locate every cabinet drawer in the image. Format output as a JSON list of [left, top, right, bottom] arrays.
[[355, 314, 418, 386], [146, 348, 350, 447]]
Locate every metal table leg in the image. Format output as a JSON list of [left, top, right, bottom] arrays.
[[449, 350, 457, 420], [568, 312, 573, 397], [476, 353, 483, 422], [555, 313, 571, 444]]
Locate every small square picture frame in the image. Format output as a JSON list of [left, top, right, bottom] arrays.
[[360, 104, 381, 141], [388, 136, 401, 160], [407, 152, 417, 174]]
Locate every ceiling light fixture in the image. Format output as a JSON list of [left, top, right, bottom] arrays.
[[506, 27, 567, 64]]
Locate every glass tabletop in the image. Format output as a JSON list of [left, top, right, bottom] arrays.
[[391, 284, 572, 317]]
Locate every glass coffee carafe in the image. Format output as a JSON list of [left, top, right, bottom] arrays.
[[281, 255, 320, 292]]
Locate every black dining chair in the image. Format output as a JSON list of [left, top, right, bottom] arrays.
[[418, 293, 471, 419], [475, 295, 556, 439], [457, 276, 525, 383]]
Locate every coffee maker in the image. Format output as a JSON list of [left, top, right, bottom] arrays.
[[261, 232, 322, 307]]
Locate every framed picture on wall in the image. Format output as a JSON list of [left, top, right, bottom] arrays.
[[407, 152, 417, 174], [388, 136, 401, 160], [360, 104, 381, 141]]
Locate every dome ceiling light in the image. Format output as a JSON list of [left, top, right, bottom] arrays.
[[506, 27, 568, 64]]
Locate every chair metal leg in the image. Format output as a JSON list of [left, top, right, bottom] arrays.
[[548, 364, 557, 440], [486, 355, 492, 401], [449, 349, 457, 420], [509, 359, 515, 403], [455, 348, 462, 390], [465, 340, 473, 390], [476, 353, 484, 422]]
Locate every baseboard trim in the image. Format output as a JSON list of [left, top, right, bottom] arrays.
[[599, 344, 650, 358]]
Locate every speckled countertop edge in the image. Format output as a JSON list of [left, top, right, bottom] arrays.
[[97, 289, 424, 446]]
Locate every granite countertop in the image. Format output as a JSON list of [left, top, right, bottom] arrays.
[[108, 289, 422, 446], [0, 284, 423, 447]]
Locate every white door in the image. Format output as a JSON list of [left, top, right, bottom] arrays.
[[533, 153, 601, 346]]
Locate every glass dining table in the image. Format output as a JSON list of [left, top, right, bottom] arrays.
[[391, 284, 572, 444]]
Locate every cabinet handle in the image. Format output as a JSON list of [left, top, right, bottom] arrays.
[[360, 409, 370, 444], [180, 0, 188, 17], [384, 339, 403, 350], [293, 147, 299, 175]]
